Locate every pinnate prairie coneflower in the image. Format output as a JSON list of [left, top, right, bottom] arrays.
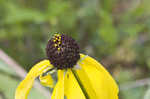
[[15, 33, 119, 99]]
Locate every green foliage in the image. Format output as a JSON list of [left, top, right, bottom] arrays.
[[121, 87, 146, 99], [144, 87, 150, 99], [0, 60, 47, 99]]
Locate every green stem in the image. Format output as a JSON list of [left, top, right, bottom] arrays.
[[71, 69, 90, 99]]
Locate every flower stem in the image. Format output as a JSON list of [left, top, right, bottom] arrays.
[[71, 69, 90, 99]]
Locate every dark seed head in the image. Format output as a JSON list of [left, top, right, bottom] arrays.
[[46, 33, 80, 69]]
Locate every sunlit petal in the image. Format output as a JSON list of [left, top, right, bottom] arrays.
[[15, 60, 53, 99], [64, 69, 86, 99], [75, 54, 119, 99], [51, 70, 64, 99], [39, 74, 54, 88]]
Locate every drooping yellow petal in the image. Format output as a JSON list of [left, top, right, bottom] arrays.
[[75, 54, 119, 99], [51, 70, 64, 99], [64, 69, 86, 99], [39, 73, 54, 88], [15, 60, 53, 99]]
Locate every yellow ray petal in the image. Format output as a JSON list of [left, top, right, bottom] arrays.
[[75, 54, 119, 99], [64, 69, 86, 99], [51, 70, 64, 99], [15, 60, 53, 99], [39, 73, 54, 88]]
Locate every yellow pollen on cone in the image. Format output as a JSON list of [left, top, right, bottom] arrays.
[[58, 47, 61, 51]]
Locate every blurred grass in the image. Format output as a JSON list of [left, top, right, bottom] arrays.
[[0, 0, 150, 99], [0, 60, 47, 99]]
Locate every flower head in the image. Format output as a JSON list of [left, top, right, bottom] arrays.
[[15, 33, 119, 99], [46, 33, 80, 69]]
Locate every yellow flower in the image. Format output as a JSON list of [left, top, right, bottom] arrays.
[[15, 33, 119, 99]]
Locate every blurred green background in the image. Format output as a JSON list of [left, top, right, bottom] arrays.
[[0, 0, 150, 99]]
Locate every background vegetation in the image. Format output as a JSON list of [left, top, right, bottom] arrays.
[[0, 0, 150, 99]]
